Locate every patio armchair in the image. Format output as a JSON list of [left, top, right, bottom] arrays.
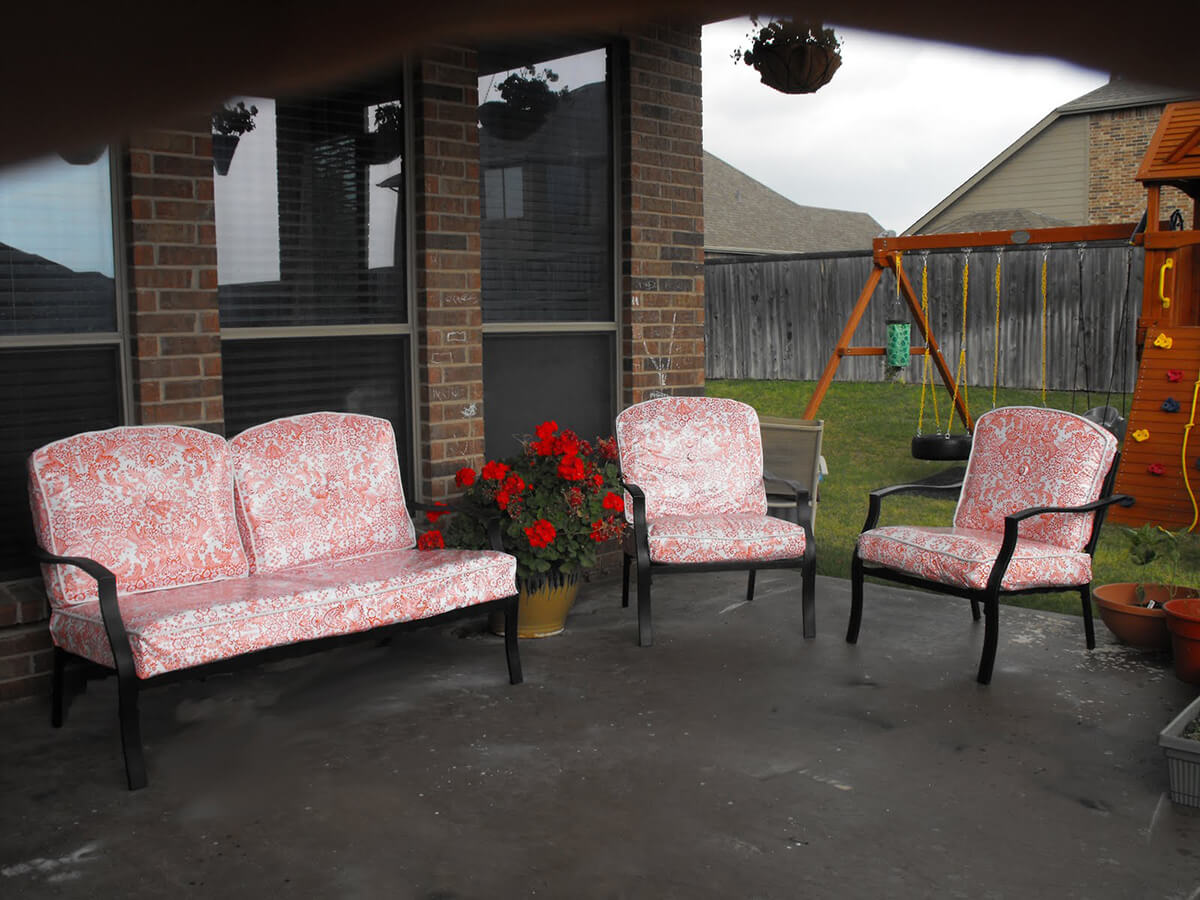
[[847, 406, 1133, 684], [616, 396, 816, 647]]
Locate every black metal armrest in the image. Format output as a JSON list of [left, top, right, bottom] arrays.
[[1003, 493, 1134, 524], [861, 481, 963, 533], [620, 481, 652, 569], [762, 469, 811, 505], [33, 548, 134, 676]]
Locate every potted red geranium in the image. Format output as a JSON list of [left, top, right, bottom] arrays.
[[428, 421, 625, 637]]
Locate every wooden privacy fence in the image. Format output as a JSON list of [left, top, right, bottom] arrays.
[[705, 242, 1144, 394]]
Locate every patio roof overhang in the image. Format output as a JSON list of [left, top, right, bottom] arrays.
[[4, 1, 1200, 170]]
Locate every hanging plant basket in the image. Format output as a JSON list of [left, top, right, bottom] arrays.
[[57, 145, 106, 166], [478, 101, 549, 142], [736, 20, 843, 95], [211, 134, 240, 176]]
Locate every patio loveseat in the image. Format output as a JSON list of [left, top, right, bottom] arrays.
[[28, 412, 521, 790]]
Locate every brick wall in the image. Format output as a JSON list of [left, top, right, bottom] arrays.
[[0, 579, 51, 703], [1089, 106, 1195, 225], [413, 47, 485, 500], [127, 127, 225, 432], [621, 24, 706, 408]]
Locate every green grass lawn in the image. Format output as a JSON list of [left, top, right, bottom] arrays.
[[705, 378, 1200, 615]]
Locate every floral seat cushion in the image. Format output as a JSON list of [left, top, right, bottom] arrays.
[[28, 426, 248, 608], [857, 525, 1092, 592], [231, 412, 416, 573], [49, 549, 517, 679], [642, 514, 807, 565]]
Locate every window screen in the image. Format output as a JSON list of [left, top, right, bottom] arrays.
[[483, 333, 615, 456], [478, 48, 613, 323], [1, 348, 123, 578]]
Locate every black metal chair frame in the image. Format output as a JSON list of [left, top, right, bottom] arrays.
[[36, 502, 521, 791], [847, 455, 1133, 684], [621, 476, 817, 647]]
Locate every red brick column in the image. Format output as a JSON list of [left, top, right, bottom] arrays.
[[413, 47, 485, 499], [620, 24, 706, 408], [0, 581, 51, 702], [1089, 106, 1195, 225], [127, 127, 224, 432]]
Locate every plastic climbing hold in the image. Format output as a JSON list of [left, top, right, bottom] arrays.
[[1148, 463, 1166, 476], [1154, 333, 1174, 349], [1168, 369, 1185, 382], [1163, 397, 1181, 413], [1133, 429, 1151, 442]]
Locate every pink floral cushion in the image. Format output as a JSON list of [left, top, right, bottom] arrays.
[[48, 548, 517, 678], [230, 412, 416, 573], [28, 426, 248, 609], [858, 525, 1092, 591], [953, 407, 1117, 552], [642, 514, 806, 565], [616, 397, 766, 521]]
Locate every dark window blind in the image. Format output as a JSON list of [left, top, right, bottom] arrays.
[[1, 348, 122, 578], [223, 336, 413, 493], [479, 48, 613, 323], [214, 78, 407, 328]]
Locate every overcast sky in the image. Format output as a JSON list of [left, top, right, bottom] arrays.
[[702, 20, 1109, 235]]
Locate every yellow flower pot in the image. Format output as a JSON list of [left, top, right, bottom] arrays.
[[490, 573, 581, 638]]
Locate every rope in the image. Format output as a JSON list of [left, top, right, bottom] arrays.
[[1184, 371, 1200, 532], [1040, 249, 1049, 407], [992, 253, 1001, 409], [916, 254, 939, 434], [947, 252, 970, 433]]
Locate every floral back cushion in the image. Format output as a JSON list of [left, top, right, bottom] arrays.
[[28, 426, 249, 608], [953, 406, 1118, 552], [230, 412, 416, 572], [616, 396, 767, 521]]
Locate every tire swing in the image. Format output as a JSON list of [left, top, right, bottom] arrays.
[[912, 251, 973, 461]]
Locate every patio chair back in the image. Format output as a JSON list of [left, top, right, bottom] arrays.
[[615, 396, 767, 520], [230, 412, 416, 573], [953, 406, 1119, 552], [28, 426, 248, 607]]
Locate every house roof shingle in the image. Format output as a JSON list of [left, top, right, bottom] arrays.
[[703, 151, 884, 255]]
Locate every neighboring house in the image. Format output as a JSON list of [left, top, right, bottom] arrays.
[[909, 78, 1199, 235], [0, 29, 707, 702], [704, 152, 883, 257]]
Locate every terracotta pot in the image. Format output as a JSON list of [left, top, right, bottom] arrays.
[[1093, 583, 1200, 650], [1164, 598, 1200, 683], [490, 572, 581, 638]]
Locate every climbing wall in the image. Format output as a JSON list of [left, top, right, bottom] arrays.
[[1111, 325, 1200, 529]]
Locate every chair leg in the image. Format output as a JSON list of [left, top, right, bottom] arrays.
[[117, 670, 147, 791], [846, 550, 864, 643], [969, 598, 981, 621], [51, 647, 67, 728], [746, 569, 756, 603], [622, 554, 631, 608], [801, 556, 816, 640], [503, 594, 523, 685], [636, 561, 653, 647], [976, 594, 1000, 685], [1080, 583, 1096, 650]]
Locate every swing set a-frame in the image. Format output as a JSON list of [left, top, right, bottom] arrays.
[[801, 222, 1141, 448]]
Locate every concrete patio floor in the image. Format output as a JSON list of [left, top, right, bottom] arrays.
[[2, 571, 1199, 899]]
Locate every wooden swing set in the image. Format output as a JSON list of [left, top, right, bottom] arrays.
[[802, 223, 1142, 459]]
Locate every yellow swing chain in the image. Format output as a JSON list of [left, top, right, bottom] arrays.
[[946, 253, 970, 433], [992, 254, 1001, 409], [1040, 249, 1049, 406], [916, 255, 940, 434]]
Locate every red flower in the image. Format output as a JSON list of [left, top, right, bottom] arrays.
[[566, 487, 584, 509], [532, 438, 556, 456], [556, 430, 580, 457], [525, 518, 557, 548], [426, 501, 449, 523], [417, 530, 445, 550], [591, 473, 604, 488], [535, 421, 558, 440], [455, 467, 476, 488], [496, 491, 511, 510], [597, 437, 619, 461], [482, 460, 510, 481], [502, 474, 526, 495], [558, 455, 586, 481], [602, 492, 624, 513]]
